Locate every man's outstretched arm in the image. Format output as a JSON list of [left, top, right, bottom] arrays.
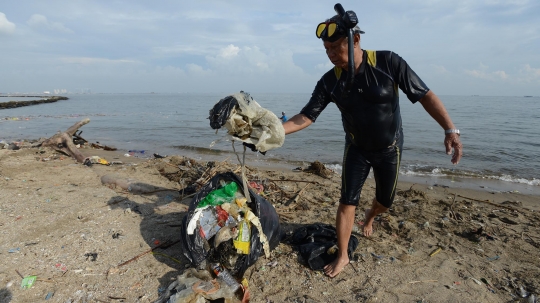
[[418, 90, 463, 164], [282, 114, 313, 135]]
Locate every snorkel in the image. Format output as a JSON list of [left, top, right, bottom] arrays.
[[333, 3, 358, 97]]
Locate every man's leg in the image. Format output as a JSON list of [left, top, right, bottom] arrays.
[[324, 138, 370, 277], [364, 139, 402, 237], [363, 198, 388, 237], [323, 203, 356, 278]]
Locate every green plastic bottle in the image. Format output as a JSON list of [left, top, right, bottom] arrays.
[[197, 182, 238, 208], [199, 192, 217, 207], [222, 182, 238, 197]]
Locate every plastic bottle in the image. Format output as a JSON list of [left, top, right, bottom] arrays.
[[197, 191, 216, 208], [197, 182, 239, 208], [233, 218, 251, 254], [211, 263, 241, 292]]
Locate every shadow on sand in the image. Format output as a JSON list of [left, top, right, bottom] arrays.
[[106, 183, 192, 296], [0, 288, 13, 302]]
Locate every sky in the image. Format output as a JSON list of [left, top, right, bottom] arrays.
[[0, 0, 539, 96]]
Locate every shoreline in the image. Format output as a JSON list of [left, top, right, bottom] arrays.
[[103, 145, 540, 197], [85, 147, 540, 213], [3, 137, 540, 198], [22, 143, 540, 208]]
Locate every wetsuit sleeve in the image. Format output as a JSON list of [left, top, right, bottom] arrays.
[[299, 77, 332, 122], [391, 52, 430, 103]]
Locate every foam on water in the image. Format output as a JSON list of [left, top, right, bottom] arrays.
[[495, 175, 540, 186], [324, 163, 342, 174]]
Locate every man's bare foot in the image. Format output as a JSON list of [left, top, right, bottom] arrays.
[[363, 208, 375, 237], [323, 255, 349, 278]]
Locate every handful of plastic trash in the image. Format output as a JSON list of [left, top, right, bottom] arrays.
[[208, 91, 285, 153], [154, 268, 242, 303]]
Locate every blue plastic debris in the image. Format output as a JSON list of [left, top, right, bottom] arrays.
[[371, 252, 383, 259], [487, 255, 500, 261], [45, 291, 54, 300]]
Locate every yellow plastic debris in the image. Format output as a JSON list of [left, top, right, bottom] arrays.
[[429, 247, 442, 257], [235, 198, 247, 208], [234, 219, 251, 254]]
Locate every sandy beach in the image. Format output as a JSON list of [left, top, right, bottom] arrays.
[[1, 143, 539, 303]]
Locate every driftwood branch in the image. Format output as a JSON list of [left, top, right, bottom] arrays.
[[40, 118, 90, 163], [66, 119, 90, 136], [108, 239, 179, 275], [284, 183, 310, 206]]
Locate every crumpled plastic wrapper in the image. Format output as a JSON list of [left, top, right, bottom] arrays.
[[208, 91, 285, 153]]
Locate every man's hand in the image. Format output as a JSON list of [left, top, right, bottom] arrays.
[[444, 133, 462, 164]]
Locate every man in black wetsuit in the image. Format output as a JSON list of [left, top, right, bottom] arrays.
[[282, 15, 463, 278]]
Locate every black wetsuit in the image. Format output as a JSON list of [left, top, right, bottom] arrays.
[[300, 50, 429, 207]]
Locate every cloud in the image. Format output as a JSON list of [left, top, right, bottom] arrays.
[[465, 69, 508, 80], [493, 70, 508, 79], [218, 45, 240, 59], [464, 62, 509, 81], [315, 61, 334, 72], [164, 44, 317, 92], [206, 45, 268, 72], [60, 57, 136, 65], [27, 14, 73, 33], [518, 64, 540, 83], [153, 45, 207, 56], [0, 12, 16, 34], [431, 64, 448, 73], [186, 63, 212, 76], [485, 0, 531, 12], [1, 1, 538, 95]]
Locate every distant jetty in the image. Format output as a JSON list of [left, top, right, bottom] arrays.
[[0, 96, 68, 109]]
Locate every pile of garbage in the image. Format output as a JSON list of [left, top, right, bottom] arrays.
[[157, 173, 280, 303]]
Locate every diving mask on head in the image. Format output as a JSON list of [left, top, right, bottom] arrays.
[[317, 4, 362, 98], [316, 15, 364, 42]]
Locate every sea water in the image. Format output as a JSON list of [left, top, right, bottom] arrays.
[[1, 93, 539, 194]]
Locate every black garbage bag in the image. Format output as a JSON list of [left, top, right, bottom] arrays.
[[208, 94, 239, 130], [290, 223, 358, 271], [207, 92, 261, 153], [181, 172, 281, 278]]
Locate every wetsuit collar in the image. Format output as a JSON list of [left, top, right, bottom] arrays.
[[357, 49, 367, 75]]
